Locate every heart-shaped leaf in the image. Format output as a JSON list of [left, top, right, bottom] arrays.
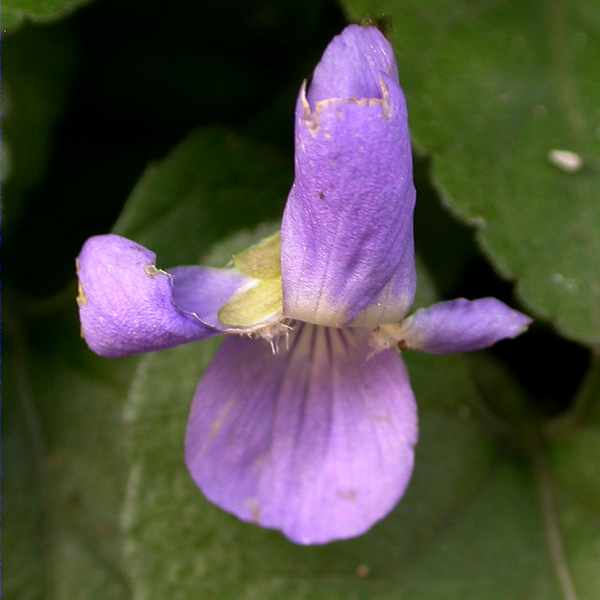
[[343, 1, 600, 346], [121, 342, 600, 598]]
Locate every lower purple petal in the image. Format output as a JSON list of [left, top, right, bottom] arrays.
[[398, 297, 532, 354], [77, 235, 245, 357], [185, 323, 418, 545]]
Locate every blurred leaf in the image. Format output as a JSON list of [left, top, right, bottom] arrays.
[[5, 128, 293, 597], [120, 341, 569, 599], [118, 279, 599, 600], [2, 0, 90, 32], [114, 128, 291, 266], [344, 0, 600, 346], [413, 255, 437, 309], [4, 347, 45, 600], [2, 23, 77, 227], [550, 357, 600, 511], [413, 156, 478, 299], [5, 308, 134, 600], [545, 358, 600, 599], [466, 351, 534, 425]]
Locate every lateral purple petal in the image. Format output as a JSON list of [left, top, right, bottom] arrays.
[[185, 324, 418, 545], [281, 25, 416, 326], [77, 234, 245, 357], [398, 298, 532, 354], [169, 265, 249, 329]]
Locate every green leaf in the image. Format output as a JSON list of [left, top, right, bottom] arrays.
[[5, 305, 135, 599], [114, 128, 291, 266], [2, 24, 77, 227], [4, 354, 45, 600], [117, 345, 538, 598], [119, 323, 600, 598], [413, 255, 437, 309], [544, 358, 600, 599], [343, 1, 600, 346], [2, 0, 90, 32]]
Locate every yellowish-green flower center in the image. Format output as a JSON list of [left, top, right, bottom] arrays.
[[218, 232, 284, 330]]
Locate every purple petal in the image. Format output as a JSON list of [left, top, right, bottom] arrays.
[[281, 26, 416, 327], [185, 323, 418, 545], [352, 223, 416, 327], [307, 24, 399, 104], [169, 266, 249, 329], [77, 234, 246, 357], [398, 298, 532, 354]]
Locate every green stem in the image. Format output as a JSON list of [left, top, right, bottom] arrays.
[[530, 436, 578, 600]]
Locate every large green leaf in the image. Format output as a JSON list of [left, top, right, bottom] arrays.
[[343, 1, 600, 346], [2, 0, 90, 32], [4, 306, 135, 600], [119, 332, 600, 598]]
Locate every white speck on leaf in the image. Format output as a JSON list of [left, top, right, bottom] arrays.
[[548, 149, 583, 173], [468, 215, 487, 228], [551, 273, 578, 292]]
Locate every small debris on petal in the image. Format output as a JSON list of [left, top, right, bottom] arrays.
[[337, 488, 358, 501], [246, 498, 262, 523], [144, 264, 159, 277], [76, 282, 87, 306], [548, 149, 583, 173], [356, 564, 370, 578], [144, 264, 169, 278]]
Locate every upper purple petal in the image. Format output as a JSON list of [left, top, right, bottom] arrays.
[[77, 234, 247, 357], [281, 25, 416, 327], [307, 24, 399, 104], [351, 223, 416, 327], [185, 323, 417, 545], [397, 297, 532, 354]]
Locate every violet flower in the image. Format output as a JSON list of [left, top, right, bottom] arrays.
[[76, 25, 531, 544]]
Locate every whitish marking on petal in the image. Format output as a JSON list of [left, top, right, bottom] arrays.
[[207, 398, 237, 444]]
